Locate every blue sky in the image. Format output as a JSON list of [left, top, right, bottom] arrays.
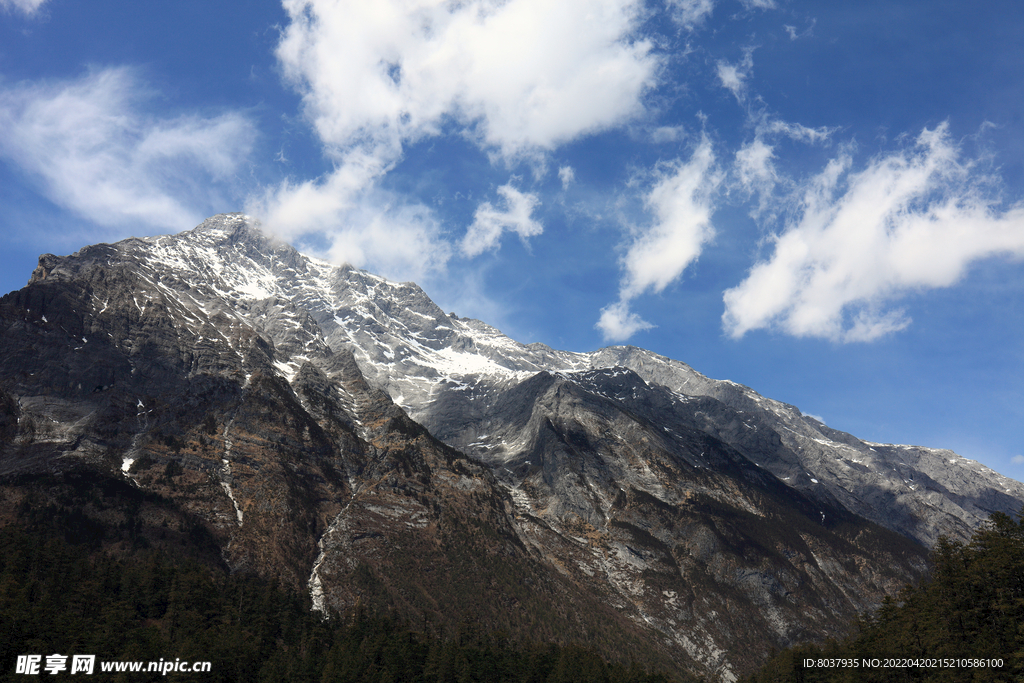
[[1, 0, 1022, 479]]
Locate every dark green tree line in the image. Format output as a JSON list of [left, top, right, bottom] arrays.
[[0, 526, 677, 682], [744, 511, 1024, 682]]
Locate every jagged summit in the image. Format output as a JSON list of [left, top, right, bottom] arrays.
[[189, 212, 253, 235], [3, 214, 1023, 681], [20, 213, 1024, 547]]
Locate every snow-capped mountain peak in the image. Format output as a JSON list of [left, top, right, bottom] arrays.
[[7, 213, 1024, 681], [52, 213, 1020, 548]]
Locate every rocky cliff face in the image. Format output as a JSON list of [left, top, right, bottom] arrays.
[[2, 214, 1020, 681]]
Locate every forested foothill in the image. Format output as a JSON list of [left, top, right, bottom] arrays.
[[4, 467, 1021, 682], [0, 523, 676, 683], [744, 511, 1024, 682]]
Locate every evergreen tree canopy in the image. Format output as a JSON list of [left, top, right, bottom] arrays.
[[0, 526, 681, 683], [744, 511, 1024, 682]]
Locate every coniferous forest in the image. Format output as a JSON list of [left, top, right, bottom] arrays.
[[744, 512, 1024, 682], [0, 524, 675, 683], [5, 496, 1024, 682]]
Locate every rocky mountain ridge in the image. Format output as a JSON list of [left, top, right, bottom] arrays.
[[38, 212, 1010, 547], [2, 213, 1021, 681]]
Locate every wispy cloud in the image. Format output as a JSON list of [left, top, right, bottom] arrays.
[[733, 118, 833, 214], [558, 165, 576, 191], [461, 183, 543, 258], [1, 0, 47, 15], [716, 49, 755, 102], [598, 137, 721, 341], [735, 138, 777, 191], [734, 137, 778, 213], [760, 118, 834, 144], [246, 158, 452, 283], [666, 0, 715, 29], [257, 0, 659, 278], [723, 123, 1024, 342], [0, 67, 255, 234], [621, 139, 719, 300], [783, 19, 815, 41]]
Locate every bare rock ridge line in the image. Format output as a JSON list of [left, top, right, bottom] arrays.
[[1, 212, 1021, 681]]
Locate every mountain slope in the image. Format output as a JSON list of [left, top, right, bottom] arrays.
[[0, 226, 694, 676], [1, 213, 1019, 681], [32, 212, 1010, 548]]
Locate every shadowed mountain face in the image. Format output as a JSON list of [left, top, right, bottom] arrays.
[[1, 214, 1019, 681]]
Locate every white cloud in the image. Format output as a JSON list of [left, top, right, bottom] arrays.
[[716, 49, 755, 102], [761, 118, 834, 144], [246, 164, 452, 283], [323, 198, 452, 282], [248, 149, 388, 237], [1013, 455, 1024, 465], [733, 117, 833, 216], [598, 137, 721, 341], [666, 0, 715, 29], [716, 62, 744, 99], [558, 165, 576, 190], [0, 67, 255, 233], [277, 0, 657, 169], [740, 0, 776, 9], [723, 123, 1024, 342], [650, 126, 686, 144], [735, 138, 777, 194], [619, 137, 720, 301], [1, 0, 47, 15], [734, 138, 779, 219], [596, 300, 654, 341], [783, 20, 816, 41], [264, 0, 658, 279], [461, 183, 543, 258]]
